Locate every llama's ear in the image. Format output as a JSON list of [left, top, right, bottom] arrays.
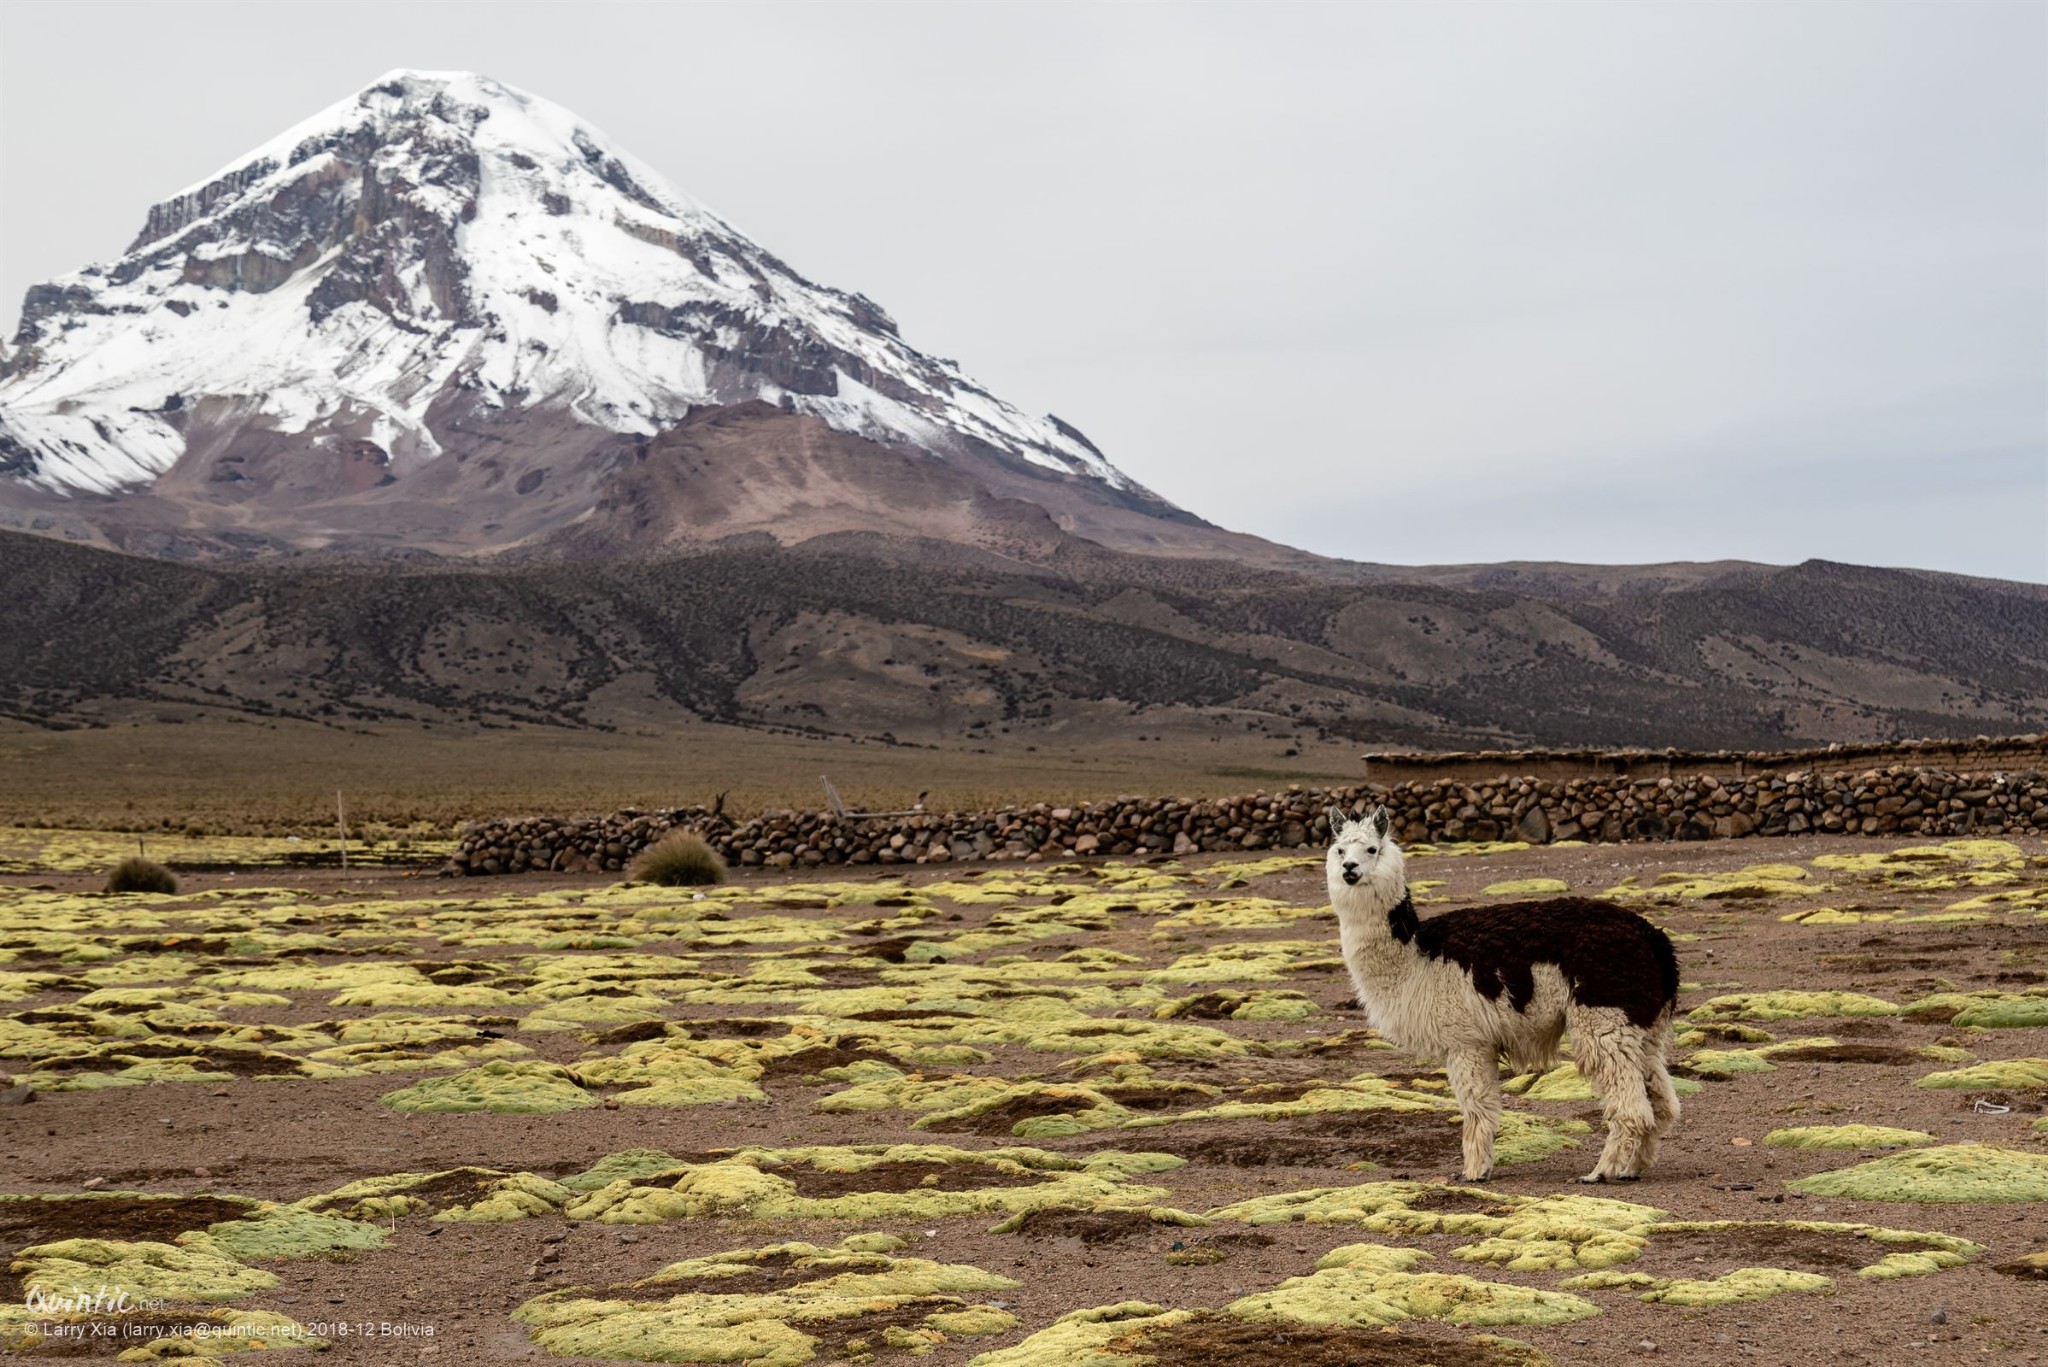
[[1325, 807, 1346, 836], [1371, 806, 1391, 837]]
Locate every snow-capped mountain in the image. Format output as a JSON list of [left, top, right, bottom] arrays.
[[0, 70, 1260, 562]]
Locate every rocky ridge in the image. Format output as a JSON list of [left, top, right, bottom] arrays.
[[5, 535, 2044, 753]]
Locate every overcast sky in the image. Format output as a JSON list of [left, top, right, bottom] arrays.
[[3, 0, 2043, 580]]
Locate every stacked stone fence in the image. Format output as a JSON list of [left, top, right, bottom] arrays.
[[451, 761, 2047, 876], [1358, 734, 2048, 784]]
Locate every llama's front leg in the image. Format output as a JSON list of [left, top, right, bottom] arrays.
[[1444, 1049, 1503, 1182]]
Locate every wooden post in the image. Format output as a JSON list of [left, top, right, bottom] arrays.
[[337, 790, 348, 872]]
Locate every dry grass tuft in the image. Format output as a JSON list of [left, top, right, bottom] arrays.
[[627, 830, 727, 886], [105, 856, 179, 895]]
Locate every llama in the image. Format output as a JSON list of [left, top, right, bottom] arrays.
[[1327, 806, 1681, 1183]]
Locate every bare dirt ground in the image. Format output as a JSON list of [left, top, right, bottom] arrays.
[[2, 834, 2045, 1365]]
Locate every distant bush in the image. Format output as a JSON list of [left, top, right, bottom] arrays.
[[105, 857, 178, 895], [627, 831, 727, 886]]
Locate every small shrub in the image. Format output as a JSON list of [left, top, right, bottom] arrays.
[[105, 857, 178, 895], [627, 831, 727, 887]]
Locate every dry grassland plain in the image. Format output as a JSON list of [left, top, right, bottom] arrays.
[[1, 829, 2046, 1366], [0, 713, 1366, 838]]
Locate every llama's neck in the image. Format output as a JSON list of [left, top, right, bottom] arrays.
[[1332, 849, 1418, 992]]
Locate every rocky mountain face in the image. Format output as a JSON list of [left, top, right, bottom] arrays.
[[5, 531, 2044, 750], [0, 70, 1273, 564]]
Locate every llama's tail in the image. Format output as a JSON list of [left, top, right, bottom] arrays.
[[1645, 921, 1680, 1014]]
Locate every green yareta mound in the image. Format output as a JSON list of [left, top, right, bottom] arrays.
[[513, 1233, 1020, 1361], [963, 1304, 1556, 1366], [1914, 1058, 2048, 1090], [1788, 1145, 2048, 1204], [1764, 1126, 1935, 1150]]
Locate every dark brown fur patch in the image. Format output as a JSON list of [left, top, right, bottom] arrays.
[[1386, 891, 1420, 944], [1410, 896, 1679, 1029]]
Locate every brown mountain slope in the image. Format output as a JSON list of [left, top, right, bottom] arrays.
[[533, 402, 1319, 568], [3, 532, 2041, 750], [0, 400, 1340, 573]]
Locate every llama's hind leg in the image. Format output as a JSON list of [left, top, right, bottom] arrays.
[[1570, 1009, 1657, 1183], [1444, 1048, 1504, 1182], [1636, 1021, 1682, 1174]]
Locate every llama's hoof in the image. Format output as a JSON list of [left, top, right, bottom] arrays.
[[1609, 1172, 1641, 1183], [1577, 1173, 1608, 1185], [1459, 1173, 1492, 1184]]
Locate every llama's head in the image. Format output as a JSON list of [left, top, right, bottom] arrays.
[[1326, 805, 1400, 891]]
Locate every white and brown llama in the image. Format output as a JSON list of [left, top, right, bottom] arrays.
[[1327, 806, 1682, 1183]]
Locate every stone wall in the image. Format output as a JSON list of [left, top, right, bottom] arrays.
[[450, 761, 2048, 875], [1358, 734, 2048, 784]]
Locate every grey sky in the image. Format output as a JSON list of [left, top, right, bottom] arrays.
[[3, 0, 2043, 581]]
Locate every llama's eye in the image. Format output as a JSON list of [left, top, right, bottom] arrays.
[[1366, 846, 1378, 854]]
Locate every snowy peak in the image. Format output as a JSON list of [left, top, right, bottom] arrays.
[[0, 69, 1131, 502], [132, 72, 715, 254]]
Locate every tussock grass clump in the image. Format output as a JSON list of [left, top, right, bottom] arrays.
[[105, 856, 179, 894], [628, 831, 727, 887]]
